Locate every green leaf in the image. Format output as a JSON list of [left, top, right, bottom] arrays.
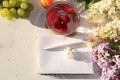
[[77, 0, 85, 2], [111, 40, 120, 51], [86, 0, 101, 9], [77, 0, 101, 10]]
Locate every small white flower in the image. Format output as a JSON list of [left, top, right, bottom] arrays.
[[64, 47, 74, 59]]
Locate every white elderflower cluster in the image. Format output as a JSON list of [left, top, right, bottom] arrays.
[[64, 47, 74, 59], [87, 18, 120, 52], [87, 0, 120, 24]]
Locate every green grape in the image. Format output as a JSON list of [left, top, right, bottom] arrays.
[[3, 8, 10, 16], [14, 14, 19, 19], [10, 8, 16, 15], [16, 1, 21, 7], [0, 5, 3, 10], [0, 5, 3, 8], [24, 9, 30, 17], [3, 1, 9, 7], [0, 0, 33, 19], [0, 8, 10, 17], [6, 15, 13, 20], [0, 10, 6, 17], [0, 7, 2, 10], [9, 0, 17, 7], [20, 2, 28, 9], [21, 0, 28, 2], [17, 8, 25, 17], [28, 3, 33, 11]]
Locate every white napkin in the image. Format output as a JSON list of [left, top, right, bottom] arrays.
[[38, 36, 93, 74]]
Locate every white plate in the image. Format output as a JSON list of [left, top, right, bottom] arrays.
[[38, 36, 93, 74]]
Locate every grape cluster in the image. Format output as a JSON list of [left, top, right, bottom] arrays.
[[0, 0, 33, 20]]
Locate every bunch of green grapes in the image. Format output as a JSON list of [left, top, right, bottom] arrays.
[[0, 0, 33, 20]]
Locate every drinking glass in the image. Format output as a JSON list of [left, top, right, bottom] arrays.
[[46, 0, 84, 36]]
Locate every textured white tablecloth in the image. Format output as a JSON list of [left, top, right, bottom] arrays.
[[0, 0, 101, 80]]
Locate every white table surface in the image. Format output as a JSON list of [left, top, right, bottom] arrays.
[[0, 0, 101, 80]]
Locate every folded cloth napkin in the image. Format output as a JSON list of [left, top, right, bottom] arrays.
[[38, 36, 93, 74]]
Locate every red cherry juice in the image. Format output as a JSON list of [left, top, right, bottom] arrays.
[[46, 1, 79, 35]]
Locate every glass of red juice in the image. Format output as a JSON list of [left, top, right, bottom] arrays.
[[46, 1, 80, 36]]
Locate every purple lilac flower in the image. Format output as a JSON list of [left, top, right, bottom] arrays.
[[92, 43, 120, 80]]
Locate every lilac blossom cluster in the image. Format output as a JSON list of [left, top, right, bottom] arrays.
[[92, 43, 120, 80]]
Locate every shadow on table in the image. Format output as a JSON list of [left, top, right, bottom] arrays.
[[27, 0, 47, 29], [73, 50, 92, 63], [28, 8, 47, 28], [41, 63, 101, 79]]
